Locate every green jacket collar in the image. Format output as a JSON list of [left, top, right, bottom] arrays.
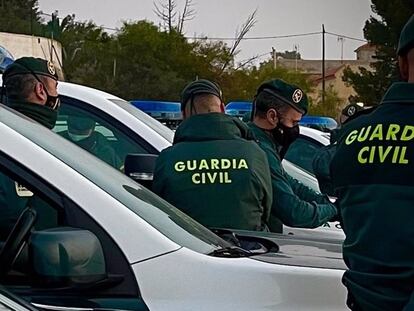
[[382, 82, 414, 105], [174, 113, 253, 144], [248, 122, 279, 149]]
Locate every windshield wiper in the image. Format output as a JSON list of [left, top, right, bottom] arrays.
[[208, 246, 253, 258]]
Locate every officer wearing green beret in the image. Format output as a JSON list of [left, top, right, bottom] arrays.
[[0, 57, 60, 239], [2, 57, 60, 129], [59, 115, 123, 170], [153, 79, 273, 231], [249, 79, 337, 232], [331, 14, 414, 311]]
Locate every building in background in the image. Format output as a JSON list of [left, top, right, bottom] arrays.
[[0, 32, 63, 79], [277, 44, 376, 107]]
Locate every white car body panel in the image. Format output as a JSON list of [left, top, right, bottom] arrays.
[[299, 126, 331, 144], [0, 121, 180, 264], [133, 247, 347, 311]]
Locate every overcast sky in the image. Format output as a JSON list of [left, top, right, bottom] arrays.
[[38, 0, 373, 63]]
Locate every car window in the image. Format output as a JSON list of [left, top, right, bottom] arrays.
[[109, 99, 174, 144], [284, 137, 323, 175], [53, 98, 150, 171]]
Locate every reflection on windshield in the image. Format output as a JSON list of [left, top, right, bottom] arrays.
[[123, 185, 229, 253], [109, 99, 174, 144]]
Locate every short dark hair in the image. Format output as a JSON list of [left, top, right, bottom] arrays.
[[4, 74, 38, 101], [254, 91, 290, 118]]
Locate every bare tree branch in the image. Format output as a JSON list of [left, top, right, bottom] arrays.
[[220, 9, 258, 74], [177, 0, 196, 34], [235, 54, 260, 70], [153, 0, 177, 32]]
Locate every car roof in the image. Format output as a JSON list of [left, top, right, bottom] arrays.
[[299, 126, 330, 145], [57, 81, 174, 149]]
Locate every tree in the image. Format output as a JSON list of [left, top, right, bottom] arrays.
[[58, 15, 114, 91], [0, 0, 43, 35], [342, 0, 414, 105], [219, 9, 257, 74], [154, 0, 195, 34], [308, 86, 342, 119], [223, 60, 313, 102], [276, 50, 301, 60]]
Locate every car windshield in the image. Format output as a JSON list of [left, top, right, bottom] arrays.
[[109, 99, 174, 144], [0, 105, 228, 254]]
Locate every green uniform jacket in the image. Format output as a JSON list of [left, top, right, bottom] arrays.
[[153, 113, 272, 231], [59, 131, 123, 170], [331, 82, 414, 311], [312, 129, 340, 196], [249, 123, 337, 232]]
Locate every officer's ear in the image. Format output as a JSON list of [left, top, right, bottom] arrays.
[[266, 108, 278, 127], [219, 101, 225, 113], [33, 80, 47, 103], [399, 55, 409, 82]]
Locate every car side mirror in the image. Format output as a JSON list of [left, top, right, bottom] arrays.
[[124, 154, 158, 189], [30, 228, 107, 287]]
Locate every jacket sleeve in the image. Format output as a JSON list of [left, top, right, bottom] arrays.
[[152, 153, 167, 197], [265, 146, 338, 230], [312, 144, 337, 196], [251, 149, 273, 229], [286, 174, 331, 204]]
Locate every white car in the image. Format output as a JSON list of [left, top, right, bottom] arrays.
[[0, 104, 347, 310], [56, 82, 320, 191], [55, 81, 343, 238]]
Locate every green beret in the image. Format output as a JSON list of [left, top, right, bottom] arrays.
[[397, 14, 414, 56], [3, 57, 58, 82], [181, 79, 223, 110], [256, 79, 308, 114]]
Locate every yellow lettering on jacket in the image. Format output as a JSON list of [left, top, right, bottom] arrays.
[[357, 146, 409, 165], [173, 158, 246, 184]]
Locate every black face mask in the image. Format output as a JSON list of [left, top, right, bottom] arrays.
[[272, 123, 300, 159], [42, 83, 60, 110]]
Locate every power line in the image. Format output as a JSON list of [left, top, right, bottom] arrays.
[[186, 31, 322, 41], [326, 31, 368, 43], [39, 11, 368, 44]]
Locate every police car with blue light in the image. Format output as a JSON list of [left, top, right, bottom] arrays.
[[0, 86, 347, 311]]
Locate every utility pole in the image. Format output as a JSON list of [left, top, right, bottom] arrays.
[[50, 10, 58, 61], [338, 36, 345, 63], [272, 47, 277, 69], [322, 24, 326, 106], [30, 10, 33, 35], [113, 58, 117, 79], [294, 44, 299, 72]]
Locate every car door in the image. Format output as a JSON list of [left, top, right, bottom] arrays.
[[0, 149, 149, 311]]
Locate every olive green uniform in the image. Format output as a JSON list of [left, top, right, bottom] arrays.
[[249, 123, 337, 232], [331, 82, 414, 310], [153, 113, 272, 231], [312, 129, 340, 196], [59, 131, 123, 170]]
